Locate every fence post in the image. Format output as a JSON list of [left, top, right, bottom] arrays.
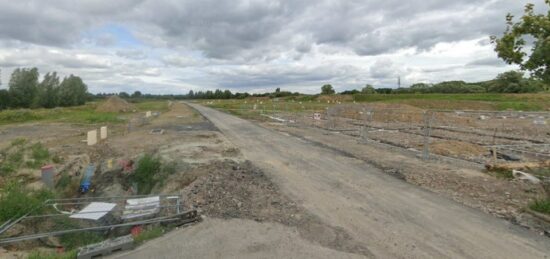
[[423, 111, 433, 160]]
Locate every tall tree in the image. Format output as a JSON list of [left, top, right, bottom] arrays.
[[8, 68, 39, 108], [58, 75, 88, 106], [321, 84, 335, 95], [0, 89, 9, 110], [131, 91, 142, 98], [36, 72, 60, 108], [118, 92, 130, 99], [488, 70, 543, 93], [491, 1, 550, 83], [361, 84, 376, 94]]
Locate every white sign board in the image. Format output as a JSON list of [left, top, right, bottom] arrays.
[[70, 202, 116, 220], [100, 126, 108, 140], [87, 130, 97, 146]]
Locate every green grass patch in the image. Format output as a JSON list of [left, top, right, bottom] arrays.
[[352, 93, 550, 111], [486, 168, 514, 179], [27, 249, 77, 259], [134, 226, 165, 245], [11, 138, 27, 146], [1, 140, 55, 174], [529, 199, 550, 214], [203, 93, 550, 113], [134, 101, 170, 112], [0, 162, 16, 176], [7, 149, 24, 166], [0, 181, 55, 221], [0, 104, 123, 126], [29, 143, 50, 168]]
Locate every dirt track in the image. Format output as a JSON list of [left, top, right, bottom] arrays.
[[185, 103, 550, 258]]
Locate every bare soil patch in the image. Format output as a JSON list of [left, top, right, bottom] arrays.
[[182, 160, 373, 257]]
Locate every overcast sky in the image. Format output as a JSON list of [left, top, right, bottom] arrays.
[[0, 0, 546, 94]]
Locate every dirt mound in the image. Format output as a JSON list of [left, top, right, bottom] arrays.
[[95, 96, 135, 113], [430, 140, 487, 159]]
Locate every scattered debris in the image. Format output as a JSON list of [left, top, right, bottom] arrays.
[[150, 129, 165, 135], [79, 164, 96, 193], [512, 170, 541, 184]]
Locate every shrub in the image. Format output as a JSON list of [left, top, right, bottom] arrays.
[[27, 143, 50, 168], [132, 154, 161, 194]]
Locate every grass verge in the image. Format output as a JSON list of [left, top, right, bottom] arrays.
[[529, 199, 550, 214], [134, 226, 165, 245]]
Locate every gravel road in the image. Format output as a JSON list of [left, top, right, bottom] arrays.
[[187, 103, 550, 259]]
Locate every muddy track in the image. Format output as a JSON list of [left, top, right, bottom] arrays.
[[188, 103, 550, 259]]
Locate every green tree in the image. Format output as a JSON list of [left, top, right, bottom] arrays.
[[131, 91, 142, 98], [488, 70, 543, 93], [321, 84, 335, 95], [35, 72, 60, 108], [58, 75, 88, 106], [8, 68, 39, 108], [409, 83, 431, 93], [0, 89, 9, 110], [361, 84, 376, 94], [214, 89, 223, 99], [223, 90, 232, 99], [491, 1, 550, 83], [118, 92, 130, 99]]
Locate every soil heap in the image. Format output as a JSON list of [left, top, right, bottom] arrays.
[[96, 96, 136, 113]]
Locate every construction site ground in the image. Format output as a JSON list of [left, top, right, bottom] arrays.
[[1, 101, 549, 258]]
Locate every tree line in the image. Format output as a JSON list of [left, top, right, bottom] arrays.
[[331, 70, 548, 95], [0, 68, 88, 110], [92, 87, 302, 101]]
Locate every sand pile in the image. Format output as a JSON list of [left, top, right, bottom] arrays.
[[95, 96, 136, 113]]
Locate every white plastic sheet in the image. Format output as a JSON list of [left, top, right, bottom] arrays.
[[70, 202, 116, 220], [122, 196, 160, 220]]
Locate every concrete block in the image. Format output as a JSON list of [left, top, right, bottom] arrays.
[[87, 130, 97, 146], [145, 111, 152, 118], [41, 165, 55, 189], [100, 126, 108, 140], [77, 235, 134, 259]]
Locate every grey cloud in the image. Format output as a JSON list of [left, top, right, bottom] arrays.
[[116, 49, 147, 59], [0, 0, 536, 93], [0, 0, 542, 58], [466, 57, 507, 67]]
